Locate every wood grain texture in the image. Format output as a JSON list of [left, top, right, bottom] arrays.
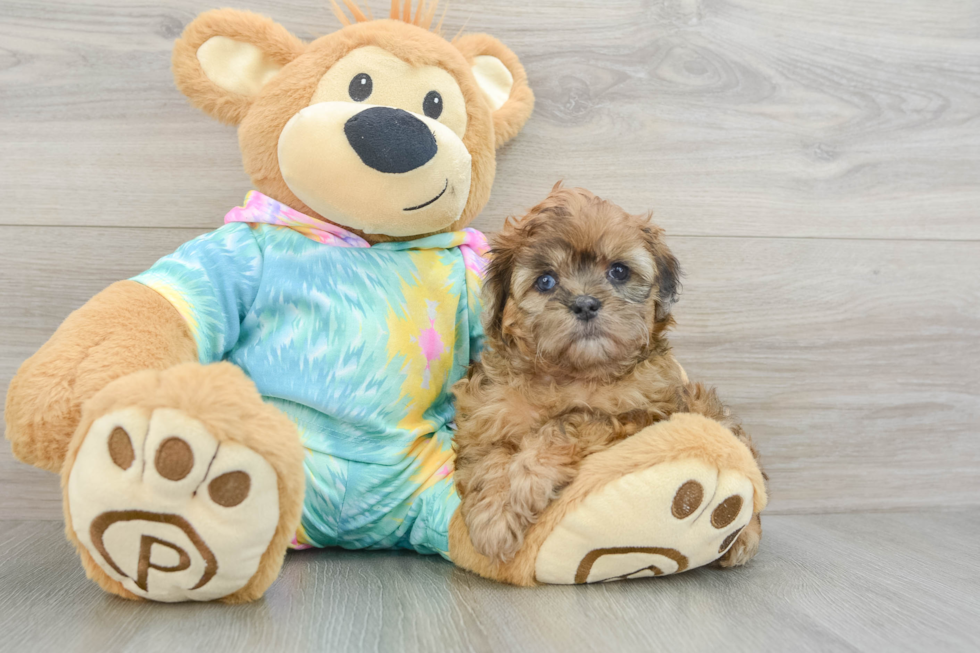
[[0, 226, 209, 520], [1, 0, 979, 519], [1, 227, 977, 519], [1, 512, 978, 652], [2, 0, 978, 645], [1, 0, 979, 238]]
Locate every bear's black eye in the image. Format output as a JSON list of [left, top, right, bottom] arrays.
[[608, 263, 631, 282], [535, 273, 557, 293], [423, 90, 443, 119], [349, 73, 373, 102]]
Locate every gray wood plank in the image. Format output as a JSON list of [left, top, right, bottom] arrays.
[[0, 511, 977, 652], [669, 235, 980, 514], [2, 226, 978, 520], [1, 0, 979, 238], [0, 226, 208, 521]]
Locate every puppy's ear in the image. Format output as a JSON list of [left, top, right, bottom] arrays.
[[483, 217, 523, 342], [641, 220, 682, 321]]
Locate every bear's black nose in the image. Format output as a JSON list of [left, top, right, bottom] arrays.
[[344, 107, 437, 174]]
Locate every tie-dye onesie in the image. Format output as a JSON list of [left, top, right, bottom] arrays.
[[132, 191, 487, 558]]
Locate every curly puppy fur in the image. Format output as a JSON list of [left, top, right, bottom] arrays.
[[452, 184, 764, 564]]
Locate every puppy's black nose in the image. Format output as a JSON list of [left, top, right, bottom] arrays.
[[344, 107, 437, 174], [571, 295, 602, 321]]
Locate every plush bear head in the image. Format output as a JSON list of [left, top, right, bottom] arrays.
[[172, 1, 533, 242]]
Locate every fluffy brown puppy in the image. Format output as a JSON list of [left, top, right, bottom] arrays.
[[452, 184, 763, 564]]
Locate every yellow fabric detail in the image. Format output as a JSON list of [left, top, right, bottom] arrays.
[[140, 279, 200, 338], [384, 249, 457, 434]]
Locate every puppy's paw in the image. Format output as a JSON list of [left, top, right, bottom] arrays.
[[466, 507, 526, 563]]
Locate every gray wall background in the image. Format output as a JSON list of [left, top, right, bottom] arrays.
[[2, 0, 978, 520]]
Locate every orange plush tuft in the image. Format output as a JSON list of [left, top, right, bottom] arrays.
[[330, 0, 448, 33]]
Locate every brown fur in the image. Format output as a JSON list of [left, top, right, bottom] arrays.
[[452, 185, 765, 563], [454, 33, 535, 149], [172, 7, 534, 244], [5, 281, 197, 472], [61, 362, 306, 603], [171, 9, 306, 126], [5, 3, 534, 603], [448, 412, 767, 584]]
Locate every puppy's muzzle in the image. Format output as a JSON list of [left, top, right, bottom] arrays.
[[344, 107, 437, 174], [571, 295, 602, 321]]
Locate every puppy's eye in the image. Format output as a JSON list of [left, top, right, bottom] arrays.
[[535, 273, 557, 293], [423, 90, 443, 119], [608, 263, 631, 282], [349, 73, 373, 102]]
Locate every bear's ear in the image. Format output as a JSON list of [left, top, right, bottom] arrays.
[[453, 34, 534, 148], [172, 9, 306, 125]]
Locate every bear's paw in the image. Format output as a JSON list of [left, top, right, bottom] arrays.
[[66, 406, 281, 602], [535, 458, 755, 584]]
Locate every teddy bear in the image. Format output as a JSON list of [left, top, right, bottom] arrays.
[[4, 1, 767, 603]]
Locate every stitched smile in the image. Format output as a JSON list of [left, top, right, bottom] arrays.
[[404, 179, 448, 211]]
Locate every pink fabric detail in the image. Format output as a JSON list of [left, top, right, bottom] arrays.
[[436, 463, 454, 478], [418, 325, 445, 364], [225, 192, 490, 275], [225, 191, 370, 248], [289, 534, 313, 551], [458, 228, 490, 279]]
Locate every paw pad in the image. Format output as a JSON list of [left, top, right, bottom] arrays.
[[90, 510, 217, 592], [671, 480, 704, 519], [535, 458, 755, 584], [719, 527, 744, 553], [574, 546, 689, 583], [108, 427, 135, 470], [711, 495, 743, 529], [154, 436, 194, 481], [67, 407, 280, 601], [208, 471, 251, 507]]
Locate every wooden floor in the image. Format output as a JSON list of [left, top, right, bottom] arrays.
[[1, 0, 978, 650], [1, 511, 978, 653]]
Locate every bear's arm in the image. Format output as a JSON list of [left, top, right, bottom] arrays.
[[4, 280, 197, 472], [5, 222, 264, 473], [130, 222, 264, 365]]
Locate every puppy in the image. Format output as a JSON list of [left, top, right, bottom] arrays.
[[452, 184, 763, 564]]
